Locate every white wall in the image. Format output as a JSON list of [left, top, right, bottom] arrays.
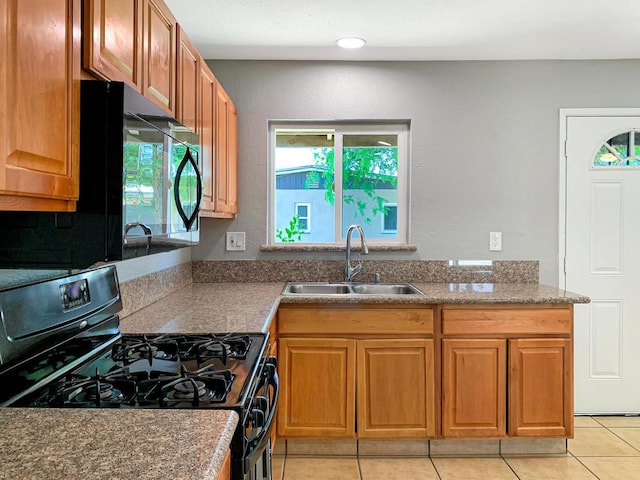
[[194, 59, 640, 286]]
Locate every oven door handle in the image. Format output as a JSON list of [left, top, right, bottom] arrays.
[[244, 367, 279, 471]]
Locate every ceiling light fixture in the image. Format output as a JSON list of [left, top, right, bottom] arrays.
[[336, 37, 366, 49]]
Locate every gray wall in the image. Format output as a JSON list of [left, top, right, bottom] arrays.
[[194, 59, 640, 286]]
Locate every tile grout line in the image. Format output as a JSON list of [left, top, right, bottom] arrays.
[[500, 455, 522, 480], [568, 451, 601, 480], [602, 425, 640, 455], [429, 457, 443, 480]]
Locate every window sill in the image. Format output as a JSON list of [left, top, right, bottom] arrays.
[[260, 243, 418, 253]]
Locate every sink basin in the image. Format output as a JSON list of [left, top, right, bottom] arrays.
[[281, 282, 424, 296], [284, 283, 352, 295], [350, 283, 423, 295]]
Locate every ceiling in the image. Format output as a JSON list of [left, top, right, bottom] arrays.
[[164, 0, 640, 61]]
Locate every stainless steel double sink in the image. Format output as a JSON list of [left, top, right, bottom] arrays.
[[282, 282, 424, 296]]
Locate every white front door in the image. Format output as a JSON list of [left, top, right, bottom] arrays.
[[563, 113, 640, 414]]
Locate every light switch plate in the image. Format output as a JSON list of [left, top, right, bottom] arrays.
[[226, 232, 246, 251]]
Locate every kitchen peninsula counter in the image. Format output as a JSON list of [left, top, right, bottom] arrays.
[[0, 408, 238, 479], [119, 281, 588, 335], [0, 279, 580, 472]]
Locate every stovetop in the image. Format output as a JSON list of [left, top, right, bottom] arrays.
[[0, 266, 268, 411], [3, 328, 267, 409]]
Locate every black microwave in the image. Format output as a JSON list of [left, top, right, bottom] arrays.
[[0, 81, 202, 269]]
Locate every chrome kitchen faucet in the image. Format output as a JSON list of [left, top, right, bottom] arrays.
[[344, 224, 369, 282]]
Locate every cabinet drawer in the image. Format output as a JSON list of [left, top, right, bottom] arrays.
[[442, 308, 572, 336], [278, 306, 433, 336]]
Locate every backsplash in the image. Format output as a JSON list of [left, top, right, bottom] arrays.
[[192, 260, 539, 284], [118, 260, 539, 317], [118, 262, 192, 318]]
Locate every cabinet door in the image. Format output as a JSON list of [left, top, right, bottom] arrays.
[[216, 449, 231, 480], [0, 0, 80, 211], [176, 25, 199, 132], [214, 86, 230, 213], [277, 337, 356, 437], [141, 0, 175, 115], [509, 338, 573, 437], [227, 102, 238, 214], [442, 339, 507, 438], [198, 63, 216, 213], [83, 0, 143, 89], [357, 339, 435, 438]]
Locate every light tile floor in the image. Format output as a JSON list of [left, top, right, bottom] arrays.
[[273, 416, 640, 479]]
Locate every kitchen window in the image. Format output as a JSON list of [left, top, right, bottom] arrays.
[[269, 122, 409, 245]]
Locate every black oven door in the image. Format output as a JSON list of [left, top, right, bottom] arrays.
[[242, 356, 278, 480]]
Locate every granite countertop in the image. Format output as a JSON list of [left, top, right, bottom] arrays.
[[0, 408, 238, 480], [6, 279, 576, 480], [120, 282, 284, 334], [120, 282, 588, 335]]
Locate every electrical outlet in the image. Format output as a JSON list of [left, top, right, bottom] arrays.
[[489, 232, 502, 251], [226, 232, 246, 251]]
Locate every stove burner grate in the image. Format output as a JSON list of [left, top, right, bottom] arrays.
[[112, 336, 180, 365], [178, 334, 252, 365], [38, 370, 139, 407], [142, 365, 235, 407]]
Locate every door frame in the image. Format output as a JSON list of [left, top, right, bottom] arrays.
[[558, 108, 640, 290]]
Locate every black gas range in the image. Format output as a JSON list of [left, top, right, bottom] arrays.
[[0, 266, 277, 480]]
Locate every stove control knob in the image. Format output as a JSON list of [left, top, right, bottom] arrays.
[[251, 409, 265, 428], [267, 356, 278, 368]]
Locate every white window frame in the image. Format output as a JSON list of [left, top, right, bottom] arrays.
[[294, 202, 311, 233], [268, 121, 410, 246], [381, 202, 398, 234]]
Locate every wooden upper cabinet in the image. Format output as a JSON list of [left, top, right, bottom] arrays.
[[83, 0, 175, 115], [214, 85, 231, 214], [0, 0, 81, 211], [227, 102, 238, 214], [176, 25, 199, 132], [198, 62, 216, 213], [357, 339, 435, 438], [83, 0, 143, 90], [141, 0, 176, 115], [201, 81, 238, 218]]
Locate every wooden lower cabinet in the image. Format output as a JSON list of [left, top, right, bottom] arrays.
[[216, 449, 231, 480], [357, 339, 435, 438], [442, 337, 573, 438], [442, 339, 507, 437], [277, 304, 573, 441], [278, 337, 356, 437], [276, 306, 436, 440], [509, 338, 573, 437]]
